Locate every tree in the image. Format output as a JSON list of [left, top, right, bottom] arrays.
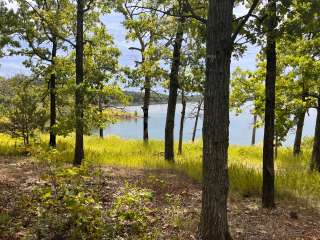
[[122, 0, 207, 160], [231, 56, 302, 151], [117, 0, 167, 143], [183, 0, 260, 237], [199, 0, 234, 238], [281, 0, 320, 159], [311, 99, 320, 171], [14, 0, 74, 148], [0, 75, 48, 145], [293, 111, 306, 155], [177, 36, 205, 153], [230, 67, 264, 146], [191, 99, 202, 142], [178, 90, 186, 155], [73, 0, 85, 165], [45, 24, 125, 140], [164, 13, 185, 161], [0, 1, 19, 58], [73, 0, 113, 165], [277, 43, 312, 157], [262, 0, 277, 208], [83, 27, 127, 138]]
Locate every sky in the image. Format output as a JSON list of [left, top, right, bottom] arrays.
[[0, 5, 260, 79]]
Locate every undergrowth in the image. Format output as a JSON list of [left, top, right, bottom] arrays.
[[0, 133, 319, 207]]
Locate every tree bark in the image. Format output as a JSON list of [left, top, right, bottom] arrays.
[[262, 0, 277, 209], [99, 127, 103, 138], [274, 134, 278, 160], [74, 0, 85, 166], [251, 114, 257, 146], [199, 1, 233, 239], [311, 99, 320, 171], [99, 94, 104, 138], [49, 37, 57, 148], [293, 110, 306, 156], [192, 99, 202, 142], [164, 18, 184, 161], [178, 91, 186, 155], [143, 76, 151, 142]]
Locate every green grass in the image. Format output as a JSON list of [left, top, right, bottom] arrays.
[[0, 133, 319, 207]]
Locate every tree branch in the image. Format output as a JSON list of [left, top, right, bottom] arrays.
[[231, 0, 260, 43]]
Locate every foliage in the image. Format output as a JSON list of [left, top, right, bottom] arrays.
[[0, 75, 48, 145], [18, 149, 158, 240], [230, 51, 312, 145], [0, 1, 20, 57], [29, 165, 110, 240], [116, 0, 171, 99], [109, 183, 154, 238]]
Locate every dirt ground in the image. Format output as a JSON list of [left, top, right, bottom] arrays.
[[1, 156, 320, 240]]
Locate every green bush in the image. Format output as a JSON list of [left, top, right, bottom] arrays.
[[26, 152, 158, 240], [28, 162, 112, 240]]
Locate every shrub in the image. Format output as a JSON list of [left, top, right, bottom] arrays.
[[28, 162, 112, 240]]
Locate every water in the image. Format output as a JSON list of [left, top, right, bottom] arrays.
[[101, 104, 317, 146]]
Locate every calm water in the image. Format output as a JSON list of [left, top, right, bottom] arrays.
[[100, 104, 317, 146]]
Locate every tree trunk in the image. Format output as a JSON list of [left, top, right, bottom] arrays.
[[99, 94, 104, 138], [251, 114, 257, 146], [262, 0, 277, 209], [99, 127, 103, 138], [178, 91, 186, 155], [25, 118, 29, 145], [199, 1, 233, 239], [74, 0, 85, 166], [274, 134, 278, 160], [293, 110, 306, 156], [192, 99, 202, 142], [143, 76, 151, 142], [164, 18, 184, 161], [49, 38, 57, 148], [311, 99, 320, 171]]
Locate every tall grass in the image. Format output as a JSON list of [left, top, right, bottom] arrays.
[[0, 133, 319, 206], [0, 134, 24, 155]]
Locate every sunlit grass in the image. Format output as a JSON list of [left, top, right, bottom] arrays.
[[0, 133, 319, 207], [0, 134, 23, 155]]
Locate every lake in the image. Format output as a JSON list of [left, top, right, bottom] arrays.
[[100, 104, 317, 146]]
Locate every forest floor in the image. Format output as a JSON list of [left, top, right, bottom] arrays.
[[1, 155, 320, 240]]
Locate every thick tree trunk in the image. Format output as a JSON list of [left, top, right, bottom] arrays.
[[49, 38, 57, 148], [199, 1, 233, 239], [192, 99, 202, 142], [251, 114, 257, 146], [262, 0, 277, 209], [293, 110, 306, 156], [143, 76, 151, 142], [178, 91, 186, 155], [164, 19, 184, 161], [74, 0, 85, 166], [311, 100, 320, 171]]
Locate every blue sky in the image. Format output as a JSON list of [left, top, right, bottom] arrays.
[[0, 9, 259, 78]]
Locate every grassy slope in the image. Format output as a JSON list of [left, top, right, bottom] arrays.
[[0, 133, 319, 207]]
